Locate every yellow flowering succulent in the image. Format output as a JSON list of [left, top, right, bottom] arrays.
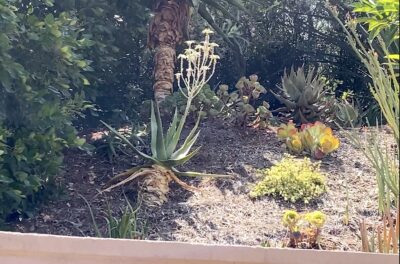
[[282, 210, 301, 231], [281, 209, 327, 247], [319, 134, 340, 154], [277, 121, 297, 139], [287, 134, 303, 153], [277, 121, 340, 159], [304, 211, 327, 229]]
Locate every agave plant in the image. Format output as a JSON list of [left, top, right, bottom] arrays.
[[272, 66, 329, 124], [102, 30, 228, 206], [333, 97, 369, 128]]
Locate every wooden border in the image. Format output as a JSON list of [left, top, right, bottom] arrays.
[[0, 232, 397, 264]]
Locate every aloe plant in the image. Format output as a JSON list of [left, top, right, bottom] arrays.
[[102, 30, 229, 206]]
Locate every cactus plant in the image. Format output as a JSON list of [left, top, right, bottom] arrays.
[[272, 66, 329, 124]]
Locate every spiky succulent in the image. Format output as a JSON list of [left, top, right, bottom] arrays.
[[272, 66, 329, 124], [101, 31, 229, 207], [334, 99, 364, 127]]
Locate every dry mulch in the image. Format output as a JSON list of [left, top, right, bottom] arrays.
[[12, 120, 385, 251]]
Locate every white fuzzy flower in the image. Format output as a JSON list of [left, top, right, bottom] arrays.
[[202, 28, 214, 35]]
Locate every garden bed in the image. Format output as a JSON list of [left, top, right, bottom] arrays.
[[10, 121, 387, 251]]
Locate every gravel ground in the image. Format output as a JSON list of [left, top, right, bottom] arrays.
[[12, 120, 387, 251]]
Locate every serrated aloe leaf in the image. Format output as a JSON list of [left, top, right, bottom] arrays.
[[151, 101, 167, 160], [171, 130, 200, 160], [171, 167, 231, 178], [169, 113, 202, 160], [165, 108, 179, 156], [162, 147, 202, 167], [270, 90, 297, 108], [101, 121, 157, 163]]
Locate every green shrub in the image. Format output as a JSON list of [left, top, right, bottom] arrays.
[[250, 155, 326, 203], [0, 1, 91, 223], [330, 1, 399, 214], [161, 84, 223, 119], [217, 75, 273, 128]]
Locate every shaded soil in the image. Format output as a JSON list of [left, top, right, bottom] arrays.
[[12, 120, 385, 251]]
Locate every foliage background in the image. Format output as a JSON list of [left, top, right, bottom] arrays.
[[0, 0, 384, 223]]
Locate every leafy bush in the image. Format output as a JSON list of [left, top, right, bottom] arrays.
[[162, 74, 274, 129], [277, 121, 340, 159], [162, 84, 223, 119], [217, 75, 273, 128], [0, 1, 90, 222], [250, 155, 326, 203]]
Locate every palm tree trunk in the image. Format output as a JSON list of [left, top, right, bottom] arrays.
[[148, 0, 190, 102]]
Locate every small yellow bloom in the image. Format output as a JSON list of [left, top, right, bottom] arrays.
[[319, 135, 340, 154], [288, 135, 303, 153], [304, 211, 326, 229]]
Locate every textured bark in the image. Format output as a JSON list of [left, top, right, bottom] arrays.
[[148, 0, 190, 102]]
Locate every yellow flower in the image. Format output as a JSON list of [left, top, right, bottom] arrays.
[[319, 135, 340, 154], [304, 211, 326, 229], [277, 121, 297, 139], [282, 210, 300, 230], [288, 135, 303, 153]]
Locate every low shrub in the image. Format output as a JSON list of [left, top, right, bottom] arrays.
[[217, 75, 273, 128], [250, 155, 326, 203], [162, 74, 274, 129]]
